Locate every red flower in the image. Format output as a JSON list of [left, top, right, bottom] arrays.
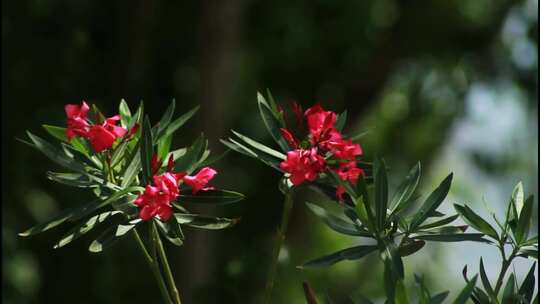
[[279, 128, 299, 149], [183, 167, 218, 193], [280, 148, 326, 185], [334, 161, 365, 200], [65, 101, 90, 140], [86, 115, 127, 152], [304, 104, 344, 151], [328, 139, 363, 160], [134, 172, 185, 221]]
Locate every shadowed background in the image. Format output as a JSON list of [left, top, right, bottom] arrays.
[[2, 0, 538, 303]]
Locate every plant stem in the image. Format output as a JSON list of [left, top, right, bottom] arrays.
[[493, 244, 517, 295], [263, 190, 294, 303], [152, 222, 182, 304], [134, 227, 173, 304]]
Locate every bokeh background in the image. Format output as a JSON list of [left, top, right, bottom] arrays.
[[2, 0, 538, 303]]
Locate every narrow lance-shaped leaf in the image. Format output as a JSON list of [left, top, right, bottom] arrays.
[[257, 92, 289, 152], [156, 99, 175, 139], [157, 133, 172, 161], [479, 258, 496, 301], [140, 116, 153, 185], [390, 162, 421, 214], [374, 159, 388, 232], [418, 214, 460, 230], [25, 131, 87, 173], [164, 105, 200, 137], [53, 211, 122, 249], [88, 223, 137, 253], [305, 202, 371, 237], [395, 280, 410, 304], [454, 204, 499, 240], [518, 262, 536, 303], [452, 275, 478, 304], [301, 245, 378, 268], [174, 213, 239, 230], [507, 182, 524, 235], [502, 274, 516, 304], [156, 216, 184, 246], [231, 130, 286, 160], [178, 189, 244, 205], [412, 233, 490, 243], [173, 134, 206, 174], [515, 195, 534, 244], [409, 173, 453, 232], [119, 99, 132, 127], [335, 110, 347, 132], [42, 125, 68, 142], [429, 292, 450, 304]]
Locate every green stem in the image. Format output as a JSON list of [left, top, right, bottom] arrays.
[[493, 244, 517, 295], [263, 191, 294, 303], [135, 227, 173, 304], [152, 222, 182, 304]]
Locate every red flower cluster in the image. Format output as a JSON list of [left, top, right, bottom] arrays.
[[279, 103, 364, 200], [65, 101, 131, 152], [134, 161, 217, 221]]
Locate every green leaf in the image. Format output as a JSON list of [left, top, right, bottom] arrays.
[[220, 138, 281, 171], [409, 173, 453, 231], [19, 199, 101, 237], [454, 204, 499, 240], [414, 274, 431, 304], [88, 223, 136, 253], [198, 149, 229, 167], [399, 238, 425, 257], [157, 133, 172, 161], [395, 280, 410, 304], [507, 182, 524, 236], [177, 189, 244, 205], [418, 214, 460, 230], [257, 92, 289, 152], [119, 99, 132, 127], [174, 213, 239, 230], [412, 233, 490, 243], [46, 172, 96, 188], [301, 245, 378, 268], [502, 274, 516, 304], [515, 195, 534, 244], [518, 262, 536, 303], [140, 116, 153, 184], [335, 110, 347, 132], [43, 125, 67, 142], [305, 202, 371, 237], [121, 150, 141, 188], [156, 217, 184, 246], [231, 130, 286, 160], [374, 159, 389, 232], [453, 275, 478, 304], [350, 129, 373, 142], [390, 162, 421, 214], [429, 292, 449, 304], [156, 99, 176, 138], [25, 131, 86, 173], [518, 247, 538, 260], [479, 258, 496, 301], [173, 134, 206, 174], [164, 105, 200, 137], [19, 187, 142, 237], [54, 211, 122, 248]]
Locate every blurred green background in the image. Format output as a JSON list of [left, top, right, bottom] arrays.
[[2, 0, 538, 303]]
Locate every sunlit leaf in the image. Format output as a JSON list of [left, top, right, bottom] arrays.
[[301, 245, 378, 268]]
